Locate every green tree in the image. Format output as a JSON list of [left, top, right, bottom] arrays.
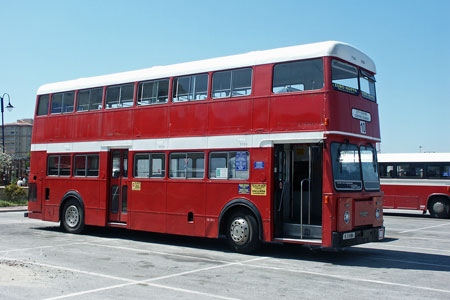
[[0, 152, 13, 185]]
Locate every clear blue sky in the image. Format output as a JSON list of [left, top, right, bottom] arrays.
[[1, 0, 449, 153]]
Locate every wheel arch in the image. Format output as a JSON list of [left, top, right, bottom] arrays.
[[59, 191, 85, 221], [218, 198, 264, 241]]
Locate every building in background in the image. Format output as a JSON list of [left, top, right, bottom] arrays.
[[0, 119, 33, 179]]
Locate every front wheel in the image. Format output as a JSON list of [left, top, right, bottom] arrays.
[[226, 210, 260, 253], [61, 199, 85, 233], [429, 197, 450, 219]]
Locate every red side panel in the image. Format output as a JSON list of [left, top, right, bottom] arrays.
[[169, 102, 208, 137], [102, 110, 134, 140], [134, 105, 168, 138], [208, 99, 252, 135], [46, 115, 74, 142], [129, 181, 167, 233], [270, 93, 324, 132], [73, 112, 103, 142], [166, 181, 206, 236]]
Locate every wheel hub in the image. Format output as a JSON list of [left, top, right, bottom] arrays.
[[65, 205, 79, 228], [432, 201, 446, 214], [230, 217, 249, 245]]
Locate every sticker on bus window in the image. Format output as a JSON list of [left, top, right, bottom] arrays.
[[254, 161, 265, 169], [132, 182, 141, 191], [251, 184, 266, 196], [238, 184, 250, 194], [235, 152, 248, 171], [216, 168, 228, 179]]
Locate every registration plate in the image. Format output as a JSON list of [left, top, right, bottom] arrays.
[[378, 228, 385, 240], [343, 232, 355, 240]]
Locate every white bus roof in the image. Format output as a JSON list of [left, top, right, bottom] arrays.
[[37, 41, 376, 95], [378, 153, 450, 163]]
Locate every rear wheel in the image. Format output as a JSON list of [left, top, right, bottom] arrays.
[[61, 199, 85, 233], [429, 197, 450, 219], [226, 210, 260, 253]]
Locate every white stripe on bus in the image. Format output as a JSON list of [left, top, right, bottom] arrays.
[[31, 131, 380, 153], [380, 178, 450, 186]]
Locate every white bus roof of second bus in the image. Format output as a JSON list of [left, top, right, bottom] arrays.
[[37, 41, 376, 95], [378, 153, 450, 163]]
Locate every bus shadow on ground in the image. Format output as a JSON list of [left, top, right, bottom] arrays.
[[33, 225, 450, 273]]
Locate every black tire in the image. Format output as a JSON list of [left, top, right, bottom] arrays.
[[226, 210, 261, 253], [61, 199, 85, 233], [429, 197, 450, 219]]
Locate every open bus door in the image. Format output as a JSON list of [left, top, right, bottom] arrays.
[[108, 149, 128, 224], [274, 143, 323, 242]]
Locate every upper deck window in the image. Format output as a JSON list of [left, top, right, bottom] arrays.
[[77, 88, 103, 112], [106, 83, 134, 109], [360, 69, 376, 102], [212, 68, 252, 99], [332, 60, 359, 95], [138, 79, 169, 105], [173, 73, 208, 102], [272, 59, 324, 93], [51, 92, 75, 114], [37, 95, 50, 116]]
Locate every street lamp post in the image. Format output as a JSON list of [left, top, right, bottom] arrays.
[[0, 93, 14, 185]]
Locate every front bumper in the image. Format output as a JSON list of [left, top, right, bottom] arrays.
[[332, 226, 385, 248]]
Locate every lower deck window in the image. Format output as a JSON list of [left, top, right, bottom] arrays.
[[74, 154, 99, 177], [134, 153, 166, 178], [170, 152, 204, 179], [209, 151, 249, 180], [47, 155, 71, 176]]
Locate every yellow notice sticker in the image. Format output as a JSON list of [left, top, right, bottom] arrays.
[[132, 182, 141, 191], [251, 184, 267, 196]]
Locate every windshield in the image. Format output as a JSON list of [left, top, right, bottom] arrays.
[[331, 143, 380, 191], [331, 143, 362, 191], [360, 146, 380, 190]]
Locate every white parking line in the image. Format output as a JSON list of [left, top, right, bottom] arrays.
[[388, 229, 450, 235], [245, 262, 450, 294], [34, 256, 266, 300], [398, 222, 450, 234], [85, 242, 233, 264], [0, 242, 88, 255], [1, 257, 136, 283]]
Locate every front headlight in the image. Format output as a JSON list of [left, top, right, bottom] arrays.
[[344, 211, 350, 224], [375, 208, 381, 220]]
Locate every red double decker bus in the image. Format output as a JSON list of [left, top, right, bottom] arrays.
[[379, 153, 450, 218], [26, 41, 384, 253]]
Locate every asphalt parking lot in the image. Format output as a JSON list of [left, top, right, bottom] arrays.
[[1, 210, 450, 300]]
